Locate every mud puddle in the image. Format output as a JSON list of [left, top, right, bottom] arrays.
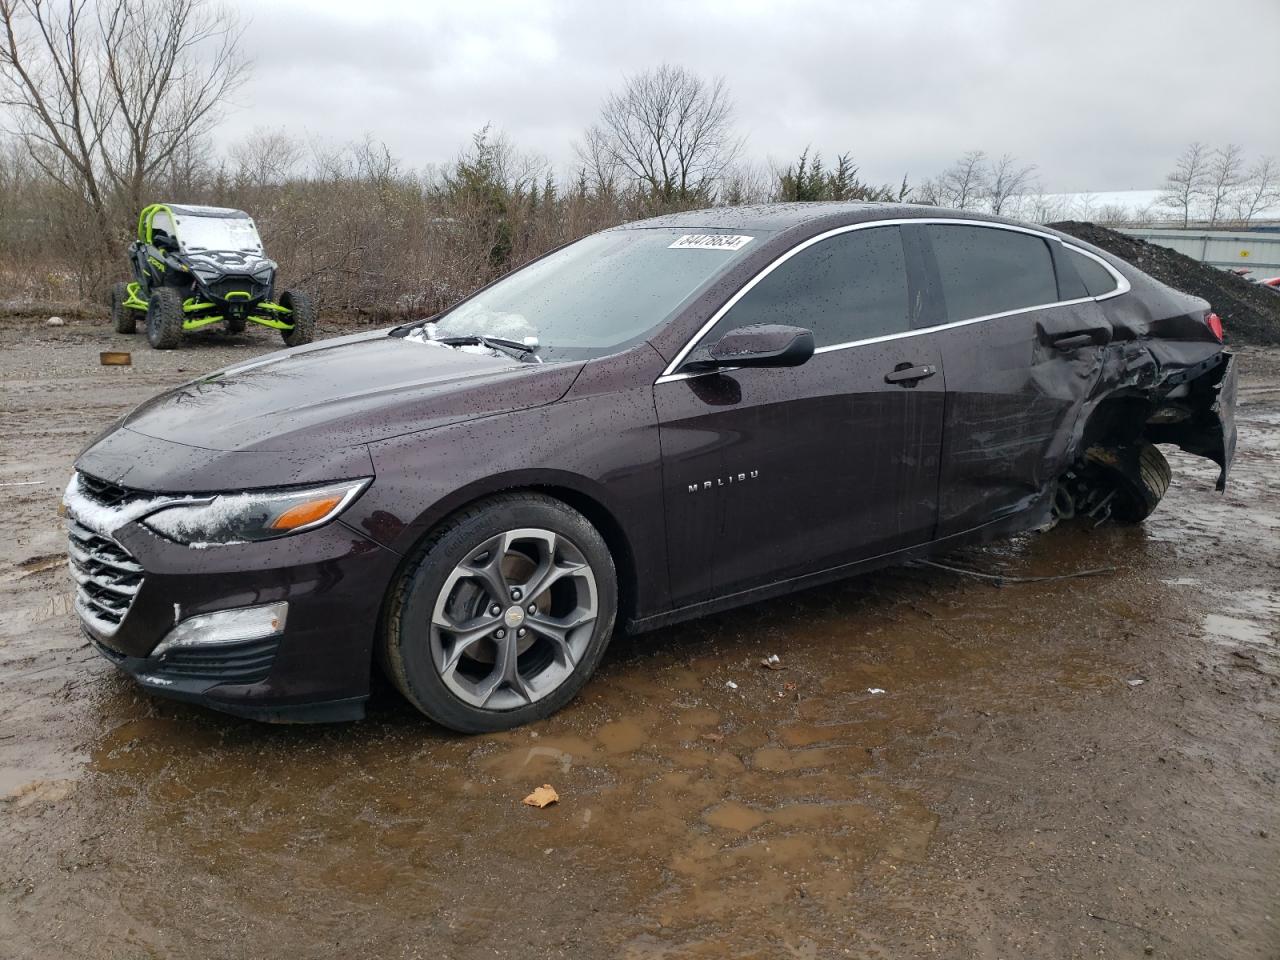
[[1, 318, 1277, 959]]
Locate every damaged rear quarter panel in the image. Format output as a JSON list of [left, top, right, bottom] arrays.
[[933, 283, 1234, 538], [933, 300, 1113, 538]]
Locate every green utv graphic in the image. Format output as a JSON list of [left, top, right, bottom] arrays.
[[110, 203, 315, 349]]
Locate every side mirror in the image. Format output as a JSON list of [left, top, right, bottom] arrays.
[[684, 324, 815, 372]]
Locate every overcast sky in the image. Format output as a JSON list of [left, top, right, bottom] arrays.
[[220, 0, 1280, 192]]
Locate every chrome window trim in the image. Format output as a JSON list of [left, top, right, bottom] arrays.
[[1059, 242, 1128, 299], [654, 217, 1132, 385]]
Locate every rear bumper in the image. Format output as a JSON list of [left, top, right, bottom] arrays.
[[1147, 350, 1237, 491], [1212, 353, 1238, 490]]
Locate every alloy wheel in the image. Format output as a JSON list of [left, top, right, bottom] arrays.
[[428, 527, 598, 710]]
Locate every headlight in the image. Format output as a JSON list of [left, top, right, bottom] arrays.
[[141, 478, 370, 545]]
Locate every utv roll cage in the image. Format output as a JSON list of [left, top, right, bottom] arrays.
[[110, 202, 315, 350]]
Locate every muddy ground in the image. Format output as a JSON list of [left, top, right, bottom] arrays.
[[0, 317, 1276, 960]]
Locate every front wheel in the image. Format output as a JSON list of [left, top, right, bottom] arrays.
[[110, 282, 137, 334], [381, 493, 618, 732], [278, 289, 315, 347], [145, 287, 184, 349]]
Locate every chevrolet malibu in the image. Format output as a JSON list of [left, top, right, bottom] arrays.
[[65, 203, 1237, 732]]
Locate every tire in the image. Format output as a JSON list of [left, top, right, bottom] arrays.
[[110, 282, 137, 334], [279, 289, 315, 347], [1086, 441, 1171, 523], [145, 286, 184, 349], [381, 493, 618, 733]]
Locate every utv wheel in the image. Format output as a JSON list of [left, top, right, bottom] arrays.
[[145, 287, 184, 349], [279, 289, 315, 347], [1086, 441, 1171, 524], [110, 282, 137, 334], [381, 493, 618, 733]]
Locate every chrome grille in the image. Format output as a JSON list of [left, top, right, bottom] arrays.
[[77, 473, 134, 508], [67, 519, 144, 635]]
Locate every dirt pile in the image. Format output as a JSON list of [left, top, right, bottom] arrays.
[[1051, 220, 1280, 345]]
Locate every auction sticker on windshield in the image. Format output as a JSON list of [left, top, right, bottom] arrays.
[[668, 234, 754, 251]]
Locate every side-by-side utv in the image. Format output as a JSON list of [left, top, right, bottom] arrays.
[[110, 203, 315, 350]]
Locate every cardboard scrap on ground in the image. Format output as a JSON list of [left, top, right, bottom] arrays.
[[522, 784, 559, 808]]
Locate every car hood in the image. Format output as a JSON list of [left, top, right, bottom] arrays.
[[123, 330, 584, 453]]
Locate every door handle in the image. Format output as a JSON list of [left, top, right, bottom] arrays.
[[1051, 332, 1099, 352], [885, 363, 937, 386], [1042, 325, 1112, 352]]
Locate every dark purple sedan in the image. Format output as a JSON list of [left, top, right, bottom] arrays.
[[65, 203, 1237, 731]]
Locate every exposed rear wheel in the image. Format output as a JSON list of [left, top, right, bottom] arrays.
[[381, 493, 617, 732], [279, 289, 315, 347], [145, 287, 184, 349], [110, 282, 137, 334], [1083, 441, 1171, 524]]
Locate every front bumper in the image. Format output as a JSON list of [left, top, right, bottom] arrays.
[[68, 493, 403, 723], [86, 634, 367, 722]]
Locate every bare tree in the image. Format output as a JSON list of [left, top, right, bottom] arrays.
[[1233, 155, 1280, 224], [231, 129, 305, 188], [1203, 144, 1245, 225], [1131, 200, 1160, 226], [985, 153, 1036, 215], [720, 159, 771, 205], [937, 150, 989, 210], [1096, 203, 1132, 225], [1074, 191, 1098, 222], [1023, 192, 1068, 224], [573, 124, 620, 200], [1159, 142, 1209, 227], [913, 176, 943, 206], [0, 0, 247, 250], [579, 64, 742, 207]]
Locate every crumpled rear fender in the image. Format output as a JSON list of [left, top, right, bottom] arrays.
[[1144, 352, 1237, 490], [1071, 346, 1236, 492]]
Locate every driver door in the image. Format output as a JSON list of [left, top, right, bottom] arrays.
[[654, 225, 946, 606]]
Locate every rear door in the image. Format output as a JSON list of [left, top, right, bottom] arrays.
[[913, 222, 1111, 537], [655, 224, 946, 606]]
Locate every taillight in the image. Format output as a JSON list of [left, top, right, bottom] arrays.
[[1205, 311, 1224, 342]]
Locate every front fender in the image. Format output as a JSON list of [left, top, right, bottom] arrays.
[[344, 384, 669, 617]]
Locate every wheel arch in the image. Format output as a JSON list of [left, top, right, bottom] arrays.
[[376, 471, 643, 643]]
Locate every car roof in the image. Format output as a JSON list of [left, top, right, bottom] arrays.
[[613, 201, 1035, 234], [160, 203, 252, 220]]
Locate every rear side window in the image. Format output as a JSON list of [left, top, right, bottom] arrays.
[[927, 225, 1058, 321], [707, 226, 910, 348], [1066, 247, 1120, 297]]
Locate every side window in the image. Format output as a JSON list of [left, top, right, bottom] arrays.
[[1066, 247, 1119, 297], [927, 225, 1058, 321], [704, 226, 910, 348]]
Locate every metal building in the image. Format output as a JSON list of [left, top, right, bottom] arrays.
[[1119, 227, 1280, 278]]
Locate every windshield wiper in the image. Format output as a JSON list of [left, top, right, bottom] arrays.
[[434, 334, 542, 363]]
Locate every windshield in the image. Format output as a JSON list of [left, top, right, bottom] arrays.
[[426, 228, 763, 361], [175, 215, 264, 254]]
